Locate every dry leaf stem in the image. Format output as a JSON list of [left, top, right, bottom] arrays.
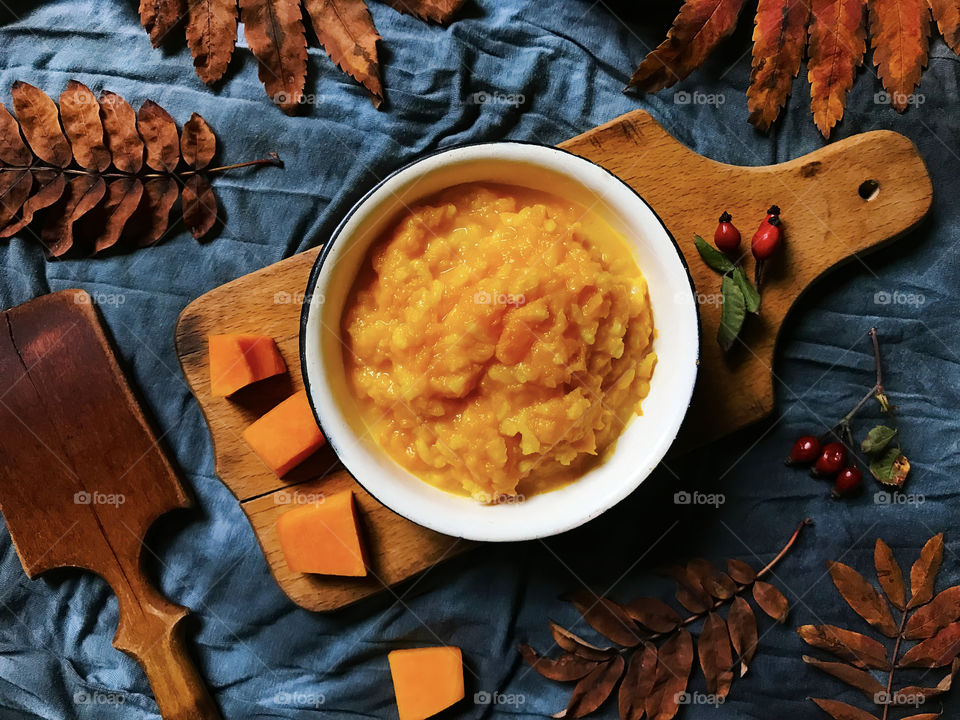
[[648, 518, 812, 642], [0, 153, 282, 180], [880, 610, 909, 720]]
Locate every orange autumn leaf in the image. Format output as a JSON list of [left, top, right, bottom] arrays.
[[807, 0, 867, 138], [747, 0, 811, 131], [629, 0, 749, 92], [929, 0, 960, 53], [869, 0, 930, 112], [304, 0, 383, 107]]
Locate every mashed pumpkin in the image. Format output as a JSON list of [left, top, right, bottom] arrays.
[[342, 183, 656, 501]]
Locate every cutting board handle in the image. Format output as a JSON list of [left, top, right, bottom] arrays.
[[112, 580, 221, 720]]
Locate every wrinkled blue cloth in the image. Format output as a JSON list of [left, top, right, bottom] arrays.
[[0, 1, 959, 718]]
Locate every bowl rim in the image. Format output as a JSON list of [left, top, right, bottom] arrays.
[[299, 140, 700, 540]]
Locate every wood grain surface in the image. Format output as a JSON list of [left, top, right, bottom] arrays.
[[0, 290, 220, 720], [176, 110, 931, 612]]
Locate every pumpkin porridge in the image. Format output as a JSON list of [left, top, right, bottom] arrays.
[[342, 183, 657, 501]]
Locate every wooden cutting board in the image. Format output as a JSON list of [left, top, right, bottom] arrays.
[[175, 110, 931, 612]]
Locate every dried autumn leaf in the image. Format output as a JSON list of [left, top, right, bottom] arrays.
[[801, 655, 884, 699], [810, 697, 880, 720], [131, 177, 178, 247], [304, 0, 383, 107], [727, 595, 758, 677], [726, 558, 757, 585], [699, 612, 734, 698], [548, 621, 616, 661], [908, 533, 945, 609], [99, 92, 144, 174], [186, 0, 239, 84], [828, 560, 898, 637], [905, 586, 960, 640], [182, 173, 218, 239], [629, 0, 749, 92], [874, 538, 906, 611], [238, 0, 308, 113], [752, 580, 789, 623], [797, 624, 891, 670], [687, 558, 736, 600], [662, 564, 713, 613], [623, 597, 682, 633], [518, 644, 599, 682], [869, 0, 930, 112], [618, 642, 657, 720], [747, 0, 811, 130], [557, 655, 624, 719], [645, 629, 693, 720], [0, 171, 65, 239], [0, 103, 31, 166], [899, 621, 960, 668], [140, 0, 185, 47], [807, 0, 867, 138], [384, 0, 464, 23], [564, 591, 642, 647], [0, 170, 32, 231], [11, 81, 72, 168], [137, 100, 180, 172], [94, 179, 144, 253], [894, 657, 960, 702], [41, 175, 106, 257], [59, 81, 111, 172], [181, 114, 216, 170], [930, 0, 960, 52]]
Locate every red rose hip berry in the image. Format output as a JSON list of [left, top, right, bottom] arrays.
[[786, 436, 821, 466], [832, 466, 863, 498], [812, 442, 847, 478], [714, 211, 741, 254]]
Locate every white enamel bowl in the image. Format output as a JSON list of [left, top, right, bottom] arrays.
[[300, 143, 699, 542]]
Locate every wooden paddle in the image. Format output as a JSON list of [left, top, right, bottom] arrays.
[[0, 289, 220, 720]]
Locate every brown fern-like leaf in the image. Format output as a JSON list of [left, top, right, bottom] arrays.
[[131, 177, 179, 247], [181, 113, 217, 169], [186, 0, 239, 85], [42, 175, 106, 257], [828, 560, 898, 637], [698, 612, 734, 698], [0, 103, 31, 166], [618, 642, 657, 720], [59, 81, 111, 173], [802, 655, 884, 699], [140, 0, 186, 47], [238, 0, 308, 113], [874, 538, 907, 611], [137, 100, 180, 172], [797, 624, 891, 669], [645, 629, 693, 720], [563, 591, 642, 647], [908, 533, 944, 609], [898, 621, 960, 668], [304, 0, 383, 107], [629, 0, 750, 92], [11, 81, 72, 168], [0, 169, 31, 230], [548, 621, 616, 661], [95, 179, 144, 253], [727, 595, 758, 676], [747, 0, 811, 131], [99, 92, 145, 174], [929, 0, 960, 52], [752, 580, 790, 622], [905, 586, 960, 639], [518, 644, 599, 682], [182, 174, 219, 239], [810, 698, 880, 719], [807, 0, 867, 138], [623, 597, 682, 633], [869, 0, 930, 112], [0, 170, 65, 239], [384, 0, 465, 23], [560, 655, 625, 719]]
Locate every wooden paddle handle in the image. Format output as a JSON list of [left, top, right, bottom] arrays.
[[112, 581, 221, 720]]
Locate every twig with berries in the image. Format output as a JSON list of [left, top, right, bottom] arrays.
[[785, 328, 910, 498], [694, 206, 782, 352]]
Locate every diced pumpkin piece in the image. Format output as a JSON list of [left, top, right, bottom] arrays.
[[242, 390, 325, 476], [208, 334, 286, 397], [388, 647, 464, 720], [276, 491, 366, 576]]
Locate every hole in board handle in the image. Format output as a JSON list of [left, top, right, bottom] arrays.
[[858, 179, 880, 201]]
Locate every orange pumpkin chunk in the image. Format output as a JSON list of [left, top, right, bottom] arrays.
[[208, 334, 286, 397], [388, 647, 464, 720], [242, 390, 326, 476], [276, 491, 366, 576]]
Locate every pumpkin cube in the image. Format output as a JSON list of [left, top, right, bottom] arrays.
[[242, 390, 325, 476], [388, 647, 464, 720], [276, 491, 366, 576], [208, 334, 286, 397]]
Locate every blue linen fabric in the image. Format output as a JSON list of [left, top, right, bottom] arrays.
[[0, 1, 958, 718]]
